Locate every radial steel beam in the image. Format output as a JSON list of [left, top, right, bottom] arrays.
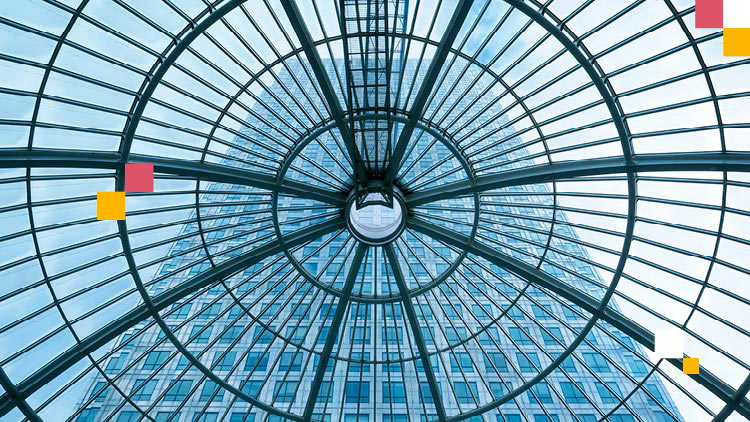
[[386, 0, 475, 186], [302, 243, 368, 421], [407, 217, 654, 348], [0, 149, 346, 206], [0, 368, 40, 422], [668, 359, 750, 421], [0, 218, 344, 417], [384, 244, 447, 421], [409, 217, 750, 419], [280, 0, 369, 186], [406, 152, 750, 206]]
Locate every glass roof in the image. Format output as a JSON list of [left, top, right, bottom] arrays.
[[0, 1, 749, 422]]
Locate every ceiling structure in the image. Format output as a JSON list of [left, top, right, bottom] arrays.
[[0, 0, 749, 421]]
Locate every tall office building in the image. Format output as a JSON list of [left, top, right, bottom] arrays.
[[74, 57, 682, 422]]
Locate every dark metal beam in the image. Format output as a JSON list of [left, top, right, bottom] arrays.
[[384, 244, 447, 421], [301, 243, 368, 421], [386, 0, 475, 185], [699, 365, 750, 420], [407, 217, 654, 348], [406, 152, 750, 207], [0, 149, 346, 207], [409, 217, 750, 419], [0, 218, 344, 417], [280, 0, 369, 186]]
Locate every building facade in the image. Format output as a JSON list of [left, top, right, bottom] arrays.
[[75, 60, 683, 422]]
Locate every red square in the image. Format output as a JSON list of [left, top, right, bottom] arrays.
[[125, 163, 154, 192]]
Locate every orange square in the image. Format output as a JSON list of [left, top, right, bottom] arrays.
[[683, 358, 700, 374], [97, 192, 125, 220], [724, 28, 750, 56]]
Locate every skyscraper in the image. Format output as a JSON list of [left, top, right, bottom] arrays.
[[74, 59, 683, 422]]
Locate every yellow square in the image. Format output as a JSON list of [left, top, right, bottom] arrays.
[[683, 358, 700, 374], [97, 192, 125, 220], [724, 28, 750, 56]]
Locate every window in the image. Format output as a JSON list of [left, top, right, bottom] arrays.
[[415, 355, 440, 373], [242, 380, 263, 397], [446, 326, 466, 343], [105, 353, 128, 374], [229, 413, 255, 422], [279, 352, 303, 371], [455, 382, 479, 404], [489, 382, 510, 398], [561, 356, 577, 373], [479, 327, 499, 345], [117, 412, 139, 422], [88, 381, 109, 402], [625, 355, 648, 376], [317, 326, 338, 344], [562, 306, 582, 320], [382, 352, 402, 372], [483, 352, 508, 372], [533, 416, 559, 422], [314, 355, 334, 372], [349, 352, 370, 372], [189, 325, 212, 344], [219, 326, 244, 344], [531, 304, 552, 320], [318, 381, 334, 402], [131, 379, 157, 401], [542, 327, 563, 346], [212, 352, 236, 371], [382, 382, 406, 403], [274, 381, 298, 402], [596, 382, 623, 404], [351, 327, 371, 344], [345, 381, 369, 403], [420, 382, 441, 403], [417, 304, 433, 320], [155, 412, 181, 422], [253, 326, 274, 344], [583, 353, 611, 373], [142, 351, 170, 370], [509, 327, 532, 345], [527, 382, 553, 404], [285, 326, 306, 343], [383, 415, 408, 422], [496, 416, 521, 422], [382, 327, 403, 344], [450, 352, 474, 372], [199, 380, 224, 402], [645, 383, 664, 405], [516, 352, 541, 372], [561, 382, 587, 404], [175, 355, 190, 370], [76, 409, 99, 422], [383, 304, 402, 320], [192, 414, 218, 422], [245, 352, 269, 371], [421, 327, 435, 344], [610, 416, 635, 422], [198, 303, 222, 319], [442, 304, 462, 320], [472, 304, 492, 320]]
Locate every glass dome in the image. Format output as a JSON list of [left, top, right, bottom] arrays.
[[0, 1, 748, 422]]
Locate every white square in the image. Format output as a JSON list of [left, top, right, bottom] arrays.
[[724, 0, 750, 28], [654, 327, 685, 359]]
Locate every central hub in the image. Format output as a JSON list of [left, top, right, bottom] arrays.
[[345, 186, 407, 246]]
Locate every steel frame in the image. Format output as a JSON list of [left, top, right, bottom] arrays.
[[0, 0, 748, 421]]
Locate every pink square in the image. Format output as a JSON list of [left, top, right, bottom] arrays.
[[125, 163, 154, 192], [696, 0, 723, 28]]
